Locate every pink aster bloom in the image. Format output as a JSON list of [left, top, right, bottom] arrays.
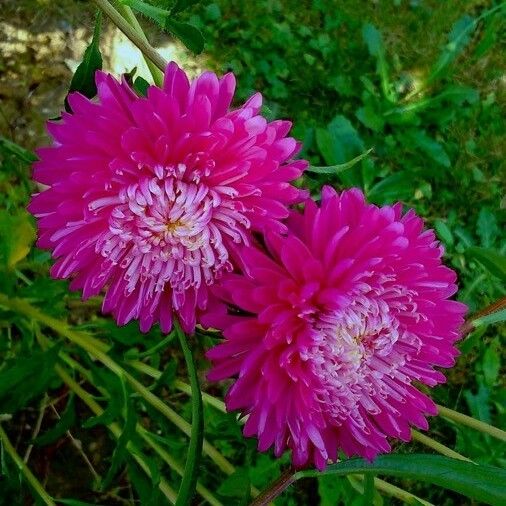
[[28, 62, 307, 333], [203, 186, 467, 469]]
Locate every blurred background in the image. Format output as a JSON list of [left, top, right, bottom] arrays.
[[0, 1, 504, 504]]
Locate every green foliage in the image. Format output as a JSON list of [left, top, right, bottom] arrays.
[[66, 12, 103, 107], [0, 1, 504, 505], [122, 0, 205, 53]]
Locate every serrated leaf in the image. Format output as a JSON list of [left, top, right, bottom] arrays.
[[0, 345, 60, 413], [66, 12, 102, 106], [467, 247, 506, 281], [33, 395, 76, 446], [165, 19, 204, 54], [300, 454, 506, 505], [122, 0, 169, 26]]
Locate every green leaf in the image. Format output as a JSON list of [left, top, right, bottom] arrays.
[[0, 345, 60, 413], [59, 500, 99, 506], [101, 376, 137, 490], [174, 324, 203, 506], [217, 468, 251, 500], [171, 0, 200, 14], [82, 368, 123, 428], [356, 106, 384, 132], [429, 15, 475, 82], [474, 309, 506, 329], [127, 457, 161, 506], [482, 338, 500, 387], [477, 208, 499, 248], [0, 136, 37, 164], [66, 12, 102, 105], [467, 247, 506, 281], [362, 24, 394, 102], [367, 172, 413, 204], [122, 0, 204, 54], [318, 474, 344, 506], [316, 116, 365, 187], [33, 395, 76, 446], [133, 76, 150, 97], [308, 149, 373, 175], [0, 211, 35, 269], [406, 130, 451, 168], [434, 220, 454, 247], [165, 19, 205, 54], [298, 454, 506, 506]]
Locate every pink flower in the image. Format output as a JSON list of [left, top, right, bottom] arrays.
[[203, 187, 467, 469], [28, 63, 307, 333]]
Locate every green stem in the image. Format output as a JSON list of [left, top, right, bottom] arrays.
[[411, 430, 471, 462], [129, 360, 227, 413], [112, 0, 164, 85], [174, 324, 204, 506], [0, 297, 239, 482], [0, 425, 56, 506], [37, 331, 222, 506], [370, 477, 434, 506], [92, 0, 167, 72], [55, 365, 178, 504], [437, 404, 506, 442]]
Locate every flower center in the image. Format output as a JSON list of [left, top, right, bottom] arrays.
[[306, 281, 419, 424], [92, 162, 250, 298]]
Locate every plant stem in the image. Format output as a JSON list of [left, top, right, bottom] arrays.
[[437, 404, 506, 442], [130, 359, 227, 413], [0, 424, 56, 506], [372, 477, 434, 506], [55, 365, 178, 504], [460, 295, 506, 336], [92, 0, 167, 72], [411, 430, 471, 462], [174, 324, 204, 506], [248, 468, 296, 506], [112, 0, 164, 85]]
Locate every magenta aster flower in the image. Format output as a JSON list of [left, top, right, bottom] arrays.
[[28, 62, 307, 333], [203, 187, 467, 469]]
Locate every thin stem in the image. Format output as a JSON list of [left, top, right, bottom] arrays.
[[92, 0, 167, 72], [112, 0, 164, 85], [139, 428, 223, 506], [39, 329, 222, 506], [248, 468, 296, 506], [0, 295, 235, 476], [437, 404, 506, 442], [411, 430, 471, 462], [372, 477, 434, 506], [460, 295, 506, 336], [55, 365, 178, 504], [0, 424, 56, 506], [174, 324, 204, 506]]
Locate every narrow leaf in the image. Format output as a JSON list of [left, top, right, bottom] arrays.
[[297, 454, 506, 506], [467, 247, 506, 281], [308, 149, 373, 175]]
